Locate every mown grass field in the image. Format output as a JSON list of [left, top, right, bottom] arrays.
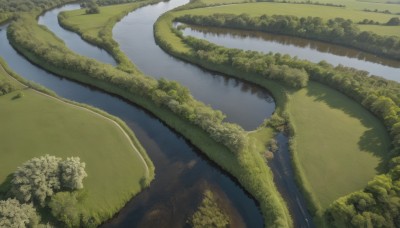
[[0, 66, 150, 221], [182, 1, 400, 37], [288, 81, 391, 211]]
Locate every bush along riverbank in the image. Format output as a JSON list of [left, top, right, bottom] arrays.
[[155, 10, 400, 227], [176, 13, 400, 60], [7, 9, 293, 228], [58, 0, 164, 74]]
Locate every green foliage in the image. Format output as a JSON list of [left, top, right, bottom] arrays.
[[182, 36, 309, 89], [49, 191, 96, 228], [326, 159, 400, 227], [59, 157, 88, 191], [190, 190, 230, 228], [177, 13, 400, 60], [97, 0, 141, 5], [0, 0, 74, 12], [11, 155, 62, 206], [0, 79, 15, 96], [82, 0, 100, 14], [387, 17, 400, 25], [0, 198, 40, 227], [49, 192, 81, 227], [10, 155, 87, 207]]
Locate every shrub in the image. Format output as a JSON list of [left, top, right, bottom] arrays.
[[0, 198, 40, 227]]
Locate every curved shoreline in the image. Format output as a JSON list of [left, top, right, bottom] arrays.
[[3, 2, 279, 227]]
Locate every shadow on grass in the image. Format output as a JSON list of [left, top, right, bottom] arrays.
[[304, 81, 391, 173], [0, 173, 13, 200]]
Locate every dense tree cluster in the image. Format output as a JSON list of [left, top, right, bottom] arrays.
[[0, 199, 40, 227], [387, 17, 400, 25], [81, 0, 100, 14], [0, 0, 73, 12], [8, 17, 248, 155], [49, 191, 96, 227], [11, 155, 87, 206], [174, 30, 400, 226], [0, 79, 15, 96], [176, 14, 400, 60], [327, 158, 400, 227]]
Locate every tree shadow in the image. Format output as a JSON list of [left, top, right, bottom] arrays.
[[0, 173, 13, 200], [304, 81, 391, 173]]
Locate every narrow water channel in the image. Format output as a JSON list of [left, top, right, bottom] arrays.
[[180, 24, 400, 82], [0, 21, 263, 228], [112, 0, 275, 130], [38, 4, 116, 65]]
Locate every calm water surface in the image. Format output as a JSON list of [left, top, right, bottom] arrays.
[[181, 25, 400, 82], [38, 4, 116, 65], [113, 0, 275, 130], [0, 19, 262, 228]]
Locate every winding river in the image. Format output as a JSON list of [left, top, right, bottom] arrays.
[[180, 24, 400, 82], [0, 6, 266, 228], [23, 0, 399, 227]]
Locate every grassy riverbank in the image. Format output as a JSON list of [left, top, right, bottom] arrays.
[[154, 9, 392, 223], [58, 0, 163, 73], [0, 60, 154, 225], [8, 4, 293, 228]]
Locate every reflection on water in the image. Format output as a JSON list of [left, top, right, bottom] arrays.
[[38, 4, 116, 65], [113, 0, 276, 130], [0, 1, 265, 227], [181, 24, 400, 82]]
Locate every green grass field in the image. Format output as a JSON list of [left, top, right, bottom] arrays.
[[59, 3, 139, 40], [0, 65, 151, 222], [182, 3, 395, 23], [181, 1, 400, 37], [288, 82, 391, 211]]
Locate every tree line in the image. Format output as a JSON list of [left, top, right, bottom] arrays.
[[0, 0, 74, 12], [171, 29, 400, 227], [176, 14, 400, 60]]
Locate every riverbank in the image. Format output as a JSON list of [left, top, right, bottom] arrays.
[[172, 4, 400, 60], [154, 6, 395, 225], [7, 3, 292, 227], [0, 59, 154, 226], [58, 0, 163, 73]]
